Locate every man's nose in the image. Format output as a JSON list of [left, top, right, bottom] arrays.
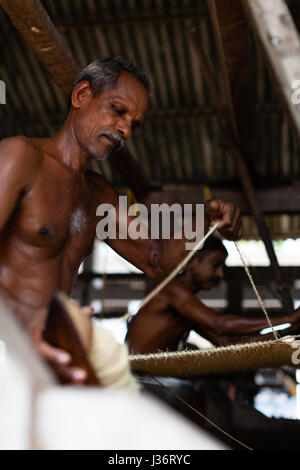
[[118, 120, 132, 140]]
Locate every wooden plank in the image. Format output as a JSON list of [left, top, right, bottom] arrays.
[[144, 181, 300, 215], [243, 0, 300, 146], [0, 106, 282, 133], [55, 10, 209, 30], [0, 0, 80, 94]]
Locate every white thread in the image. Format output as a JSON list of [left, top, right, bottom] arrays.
[[88, 322, 140, 391]]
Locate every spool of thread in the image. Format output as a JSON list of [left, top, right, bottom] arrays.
[[88, 321, 140, 391]]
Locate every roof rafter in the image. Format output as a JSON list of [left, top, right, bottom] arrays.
[[145, 182, 300, 215], [0, 0, 80, 95], [243, 0, 300, 147], [206, 0, 256, 154]]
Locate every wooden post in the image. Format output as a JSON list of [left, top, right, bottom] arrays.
[[243, 0, 300, 147]]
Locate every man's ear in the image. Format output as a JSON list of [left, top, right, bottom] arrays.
[[71, 81, 92, 109], [189, 255, 199, 269]]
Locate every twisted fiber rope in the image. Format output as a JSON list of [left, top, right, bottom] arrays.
[[129, 235, 297, 376], [129, 337, 297, 377]]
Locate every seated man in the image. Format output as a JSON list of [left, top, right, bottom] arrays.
[[126, 237, 300, 354]]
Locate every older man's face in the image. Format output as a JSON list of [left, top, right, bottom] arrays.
[[74, 72, 149, 160]]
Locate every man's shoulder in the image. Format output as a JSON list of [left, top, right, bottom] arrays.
[[166, 278, 193, 300], [168, 278, 189, 291], [0, 136, 43, 168]]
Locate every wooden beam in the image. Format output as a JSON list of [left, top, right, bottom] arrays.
[[143, 182, 300, 215], [55, 10, 209, 31], [0, 0, 80, 95], [243, 0, 300, 146], [0, 105, 284, 136]]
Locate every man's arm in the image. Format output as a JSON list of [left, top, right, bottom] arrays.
[[0, 283, 90, 383], [166, 280, 300, 339], [0, 138, 88, 383], [92, 172, 242, 279]]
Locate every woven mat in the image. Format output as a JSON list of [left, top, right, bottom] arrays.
[[129, 338, 298, 377]]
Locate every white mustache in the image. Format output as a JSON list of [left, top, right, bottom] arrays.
[[101, 131, 125, 150]]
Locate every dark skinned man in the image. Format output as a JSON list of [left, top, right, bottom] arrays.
[[0, 57, 242, 382]]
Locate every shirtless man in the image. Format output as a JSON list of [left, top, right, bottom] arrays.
[[126, 237, 300, 354], [0, 57, 242, 382]]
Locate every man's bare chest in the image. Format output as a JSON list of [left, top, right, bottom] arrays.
[[11, 161, 99, 252]]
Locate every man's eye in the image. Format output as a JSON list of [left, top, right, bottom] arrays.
[[112, 104, 124, 115]]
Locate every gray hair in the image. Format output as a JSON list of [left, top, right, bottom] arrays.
[[68, 57, 150, 108]]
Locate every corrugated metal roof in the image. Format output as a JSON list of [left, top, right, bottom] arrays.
[[0, 0, 300, 237]]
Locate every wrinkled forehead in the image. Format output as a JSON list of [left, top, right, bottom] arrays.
[[102, 71, 149, 114]]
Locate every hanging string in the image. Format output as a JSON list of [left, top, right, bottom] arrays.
[[234, 241, 279, 341]]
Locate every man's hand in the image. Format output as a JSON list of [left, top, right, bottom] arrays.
[[37, 339, 87, 384], [205, 199, 242, 240], [37, 304, 94, 385], [0, 288, 86, 384]]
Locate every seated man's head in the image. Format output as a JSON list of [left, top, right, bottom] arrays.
[[68, 57, 150, 160], [182, 237, 228, 290]]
